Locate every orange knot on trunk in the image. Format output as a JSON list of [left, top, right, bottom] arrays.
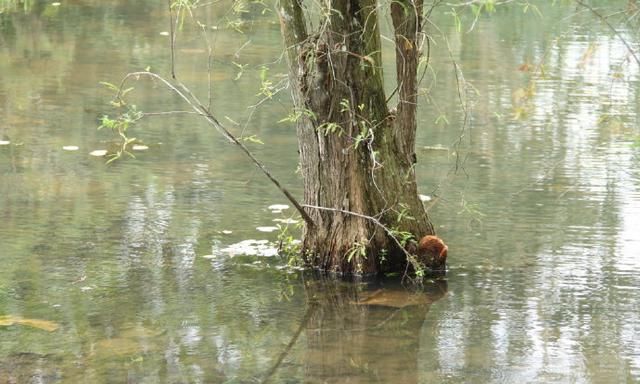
[[417, 235, 448, 266]]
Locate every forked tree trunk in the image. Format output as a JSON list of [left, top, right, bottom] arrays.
[[278, 0, 437, 274]]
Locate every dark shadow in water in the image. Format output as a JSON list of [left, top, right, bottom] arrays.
[[264, 278, 448, 383]]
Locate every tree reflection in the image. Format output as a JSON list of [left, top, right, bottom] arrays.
[[264, 278, 448, 383]]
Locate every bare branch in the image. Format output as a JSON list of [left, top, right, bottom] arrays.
[[168, 0, 176, 79], [114, 71, 316, 230], [260, 302, 318, 384]]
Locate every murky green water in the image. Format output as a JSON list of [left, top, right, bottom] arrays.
[[1, 1, 639, 382]]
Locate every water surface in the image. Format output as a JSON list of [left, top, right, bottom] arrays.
[[1, 1, 639, 382]]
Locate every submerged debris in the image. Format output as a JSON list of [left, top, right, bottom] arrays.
[[353, 287, 446, 308]]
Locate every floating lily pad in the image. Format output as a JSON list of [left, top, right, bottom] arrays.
[[0, 315, 59, 332], [89, 149, 108, 157], [62, 146, 79, 151]]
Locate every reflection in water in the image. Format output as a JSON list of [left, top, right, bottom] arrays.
[[264, 279, 448, 384], [0, 1, 639, 383]]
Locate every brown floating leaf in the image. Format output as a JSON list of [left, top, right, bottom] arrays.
[[353, 289, 437, 308], [518, 62, 532, 72], [0, 315, 60, 332]]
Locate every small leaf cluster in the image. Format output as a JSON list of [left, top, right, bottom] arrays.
[[98, 105, 143, 163]]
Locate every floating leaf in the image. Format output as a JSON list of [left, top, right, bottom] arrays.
[[0, 315, 59, 332], [89, 150, 108, 157], [517, 62, 532, 72], [422, 145, 448, 151], [221, 239, 277, 257], [62, 145, 79, 151], [268, 204, 289, 211], [273, 218, 299, 224], [256, 226, 278, 232]]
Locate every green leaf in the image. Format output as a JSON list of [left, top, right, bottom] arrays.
[[242, 135, 264, 145]]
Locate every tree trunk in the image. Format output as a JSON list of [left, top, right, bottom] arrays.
[[278, 0, 438, 274]]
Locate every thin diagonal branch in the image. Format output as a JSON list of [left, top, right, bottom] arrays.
[[260, 302, 318, 384], [114, 71, 315, 229]]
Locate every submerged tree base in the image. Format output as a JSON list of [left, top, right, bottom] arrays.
[[278, 0, 443, 275]]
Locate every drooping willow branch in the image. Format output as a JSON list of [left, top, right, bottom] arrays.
[[112, 71, 315, 230], [153, 1, 314, 229]]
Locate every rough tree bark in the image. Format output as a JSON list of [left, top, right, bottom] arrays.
[[278, 0, 440, 274]]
